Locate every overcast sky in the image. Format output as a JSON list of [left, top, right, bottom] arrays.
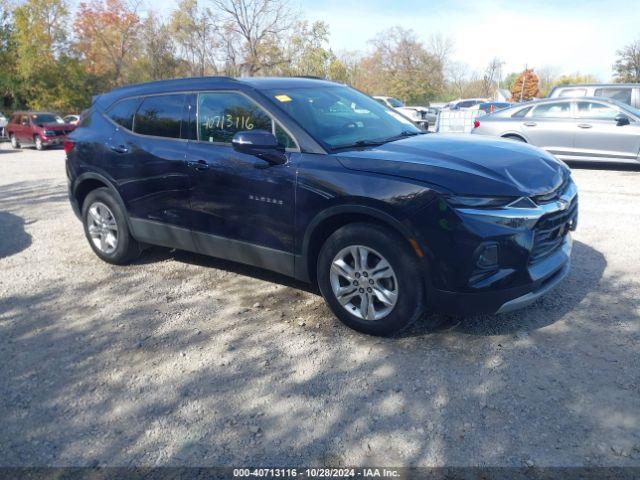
[[151, 0, 637, 81]]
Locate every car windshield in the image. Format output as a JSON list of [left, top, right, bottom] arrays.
[[31, 114, 63, 124], [388, 97, 405, 108], [264, 86, 421, 150], [607, 98, 640, 118]]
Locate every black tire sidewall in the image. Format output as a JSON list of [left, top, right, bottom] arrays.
[[82, 188, 138, 265], [317, 223, 425, 336]]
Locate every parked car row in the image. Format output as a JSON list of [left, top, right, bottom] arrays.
[[472, 96, 640, 164], [373, 96, 435, 130], [5, 111, 78, 150]]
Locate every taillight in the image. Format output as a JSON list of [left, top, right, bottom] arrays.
[[63, 140, 75, 154], [473, 120, 480, 129]]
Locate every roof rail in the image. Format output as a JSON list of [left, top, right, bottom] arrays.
[[291, 75, 326, 80], [109, 75, 240, 92]]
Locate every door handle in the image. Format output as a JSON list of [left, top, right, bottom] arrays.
[[189, 159, 210, 171], [577, 124, 592, 129], [523, 122, 537, 127], [106, 143, 129, 154]]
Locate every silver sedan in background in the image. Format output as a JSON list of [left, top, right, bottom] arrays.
[[471, 97, 640, 164]]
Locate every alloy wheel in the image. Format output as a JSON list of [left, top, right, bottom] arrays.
[[87, 202, 119, 255], [329, 245, 399, 320]]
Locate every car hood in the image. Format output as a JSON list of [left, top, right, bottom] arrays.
[[335, 134, 567, 197], [39, 123, 75, 132]]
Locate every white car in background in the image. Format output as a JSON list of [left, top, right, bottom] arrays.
[[0, 112, 7, 138], [373, 96, 430, 130], [444, 98, 489, 110]]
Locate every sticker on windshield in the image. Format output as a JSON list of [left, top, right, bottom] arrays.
[[275, 94, 292, 103]]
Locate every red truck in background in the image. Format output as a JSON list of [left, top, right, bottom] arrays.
[[6, 112, 77, 150]]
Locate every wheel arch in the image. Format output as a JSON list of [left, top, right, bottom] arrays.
[[298, 204, 424, 284], [501, 132, 528, 142], [73, 173, 128, 222]]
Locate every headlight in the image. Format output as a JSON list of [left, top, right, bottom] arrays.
[[444, 195, 517, 208]]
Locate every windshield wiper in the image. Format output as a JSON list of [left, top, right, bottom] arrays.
[[331, 139, 388, 151], [379, 130, 425, 144]]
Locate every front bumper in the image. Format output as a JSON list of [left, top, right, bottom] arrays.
[[429, 235, 572, 316], [417, 179, 578, 316], [42, 136, 64, 146]]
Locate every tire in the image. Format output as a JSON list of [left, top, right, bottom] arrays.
[[10, 134, 20, 149], [82, 187, 140, 265], [34, 135, 44, 150], [317, 223, 425, 336], [503, 134, 526, 143]]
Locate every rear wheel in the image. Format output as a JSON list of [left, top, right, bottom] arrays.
[[82, 188, 140, 265], [10, 134, 20, 149], [317, 223, 425, 336]]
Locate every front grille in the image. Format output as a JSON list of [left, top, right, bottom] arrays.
[[530, 197, 578, 264], [533, 176, 569, 204]]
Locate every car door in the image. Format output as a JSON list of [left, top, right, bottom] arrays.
[[520, 101, 577, 159], [185, 90, 298, 275], [102, 93, 194, 232], [573, 100, 640, 162], [18, 115, 31, 142]]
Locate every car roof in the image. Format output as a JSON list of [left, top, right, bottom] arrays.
[[96, 76, 341, 108], [11, 111, 57, 116], [552, 83, 638, 88]]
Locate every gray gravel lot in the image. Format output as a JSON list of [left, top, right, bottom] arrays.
[[1, 144, 639, 468]]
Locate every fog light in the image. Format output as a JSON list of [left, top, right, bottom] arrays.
[[476, 243, 498, 269]]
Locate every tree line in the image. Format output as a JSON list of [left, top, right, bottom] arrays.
[[1, 0, 639, 114]]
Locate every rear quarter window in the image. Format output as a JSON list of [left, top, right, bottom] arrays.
[[106, 97, 141, 131]]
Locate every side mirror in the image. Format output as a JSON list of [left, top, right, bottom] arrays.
[[231, 130, 286, 165], [615, 113, 630, 126]]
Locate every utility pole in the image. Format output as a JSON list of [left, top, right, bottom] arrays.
[[520, 64, 527, 103]]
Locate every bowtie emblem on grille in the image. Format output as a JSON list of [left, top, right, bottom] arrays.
[[556, 198, 569, 211]]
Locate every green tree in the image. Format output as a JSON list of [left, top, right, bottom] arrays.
[[130, 12, 185, 82], [281, 21, 348, 82], [12, 0, 83, 111], [169, 0, 218, 76], [613, 39, 640, 82], [0, 0, 20, 110], [354, 27, 444, 104]]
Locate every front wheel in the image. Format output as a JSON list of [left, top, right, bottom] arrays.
[[317, 223, 425, 336], [34, 136, 44, 150]]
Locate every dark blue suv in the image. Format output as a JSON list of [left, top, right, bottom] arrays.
[[66, 77, 578, 335]]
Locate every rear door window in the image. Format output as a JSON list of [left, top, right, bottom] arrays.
[[593, 87, 632, 105], [134, 94, 186, 139], [531, 102, 572, 118], [106, 97, 141, 131]]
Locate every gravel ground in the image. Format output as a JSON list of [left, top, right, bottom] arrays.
[[1, 144, 639, 468]]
